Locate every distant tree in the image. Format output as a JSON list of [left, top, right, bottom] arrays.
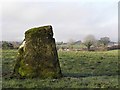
[[83, 35, 96, 51], [12, 41, 21, 49], [67, 39, 75, 50], [95, 40, 102, 47], [100, 37, 110, 46], [2, 41, 14, 49], [68, 39, 75, 45], [56, 45, 60, 50], [56, 41, 63, 45]]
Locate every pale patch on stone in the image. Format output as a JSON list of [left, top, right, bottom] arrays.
[[19, 41, 26, 49]]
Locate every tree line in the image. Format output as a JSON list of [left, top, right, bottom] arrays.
[[83, 35, 110, 51], [56, 35, 119, 51], [1, 35, 119, 51], [1, 41, 21, 49]]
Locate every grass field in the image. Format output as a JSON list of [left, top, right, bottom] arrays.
[[1, 49, 119, 88]]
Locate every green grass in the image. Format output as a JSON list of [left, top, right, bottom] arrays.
[[1, 49, 119, 88]]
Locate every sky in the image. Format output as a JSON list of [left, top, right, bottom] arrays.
[[1, 0, 119, 42]]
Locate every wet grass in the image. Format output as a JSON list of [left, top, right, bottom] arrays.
[[1, 49, 119, 88]]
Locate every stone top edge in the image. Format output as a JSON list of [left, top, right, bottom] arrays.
[[25, 25, 52, 35]]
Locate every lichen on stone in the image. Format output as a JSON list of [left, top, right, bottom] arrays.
[[13, 25, 62, 79]]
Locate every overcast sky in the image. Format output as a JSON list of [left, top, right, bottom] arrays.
[[1, 0, 119, 42]]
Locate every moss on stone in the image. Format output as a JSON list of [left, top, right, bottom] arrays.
[[13, 25, 62, 79], [18, 60, 35, 77]]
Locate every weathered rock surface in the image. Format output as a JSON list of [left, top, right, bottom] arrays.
[[13, 25, 62, 79]]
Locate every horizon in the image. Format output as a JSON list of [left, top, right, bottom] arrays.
[[1, 36, 118, 43]]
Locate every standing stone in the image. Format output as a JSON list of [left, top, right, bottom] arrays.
[[13, 25, 62, 79]]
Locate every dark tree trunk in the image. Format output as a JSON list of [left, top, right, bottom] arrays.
[[87, 45, 91, 51]]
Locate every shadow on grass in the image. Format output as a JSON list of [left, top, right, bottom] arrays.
[[63, 72, 119, 78]]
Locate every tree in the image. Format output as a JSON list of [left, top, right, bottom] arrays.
[[95, 40, 102, 47], [67, 39, 75, 50], [68, 39, 75, 45], [2, 41, 14, 49], [56, 41, 63, 45], [83, 35, 96, 51], [100, 37, 110, 46]]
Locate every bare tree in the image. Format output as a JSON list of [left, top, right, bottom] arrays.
[[83, 35, 96, 51]]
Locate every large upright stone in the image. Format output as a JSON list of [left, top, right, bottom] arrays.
[[13, 25, 62, 79]]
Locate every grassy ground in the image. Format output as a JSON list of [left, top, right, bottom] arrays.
[[1, 49, 119, 88]]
